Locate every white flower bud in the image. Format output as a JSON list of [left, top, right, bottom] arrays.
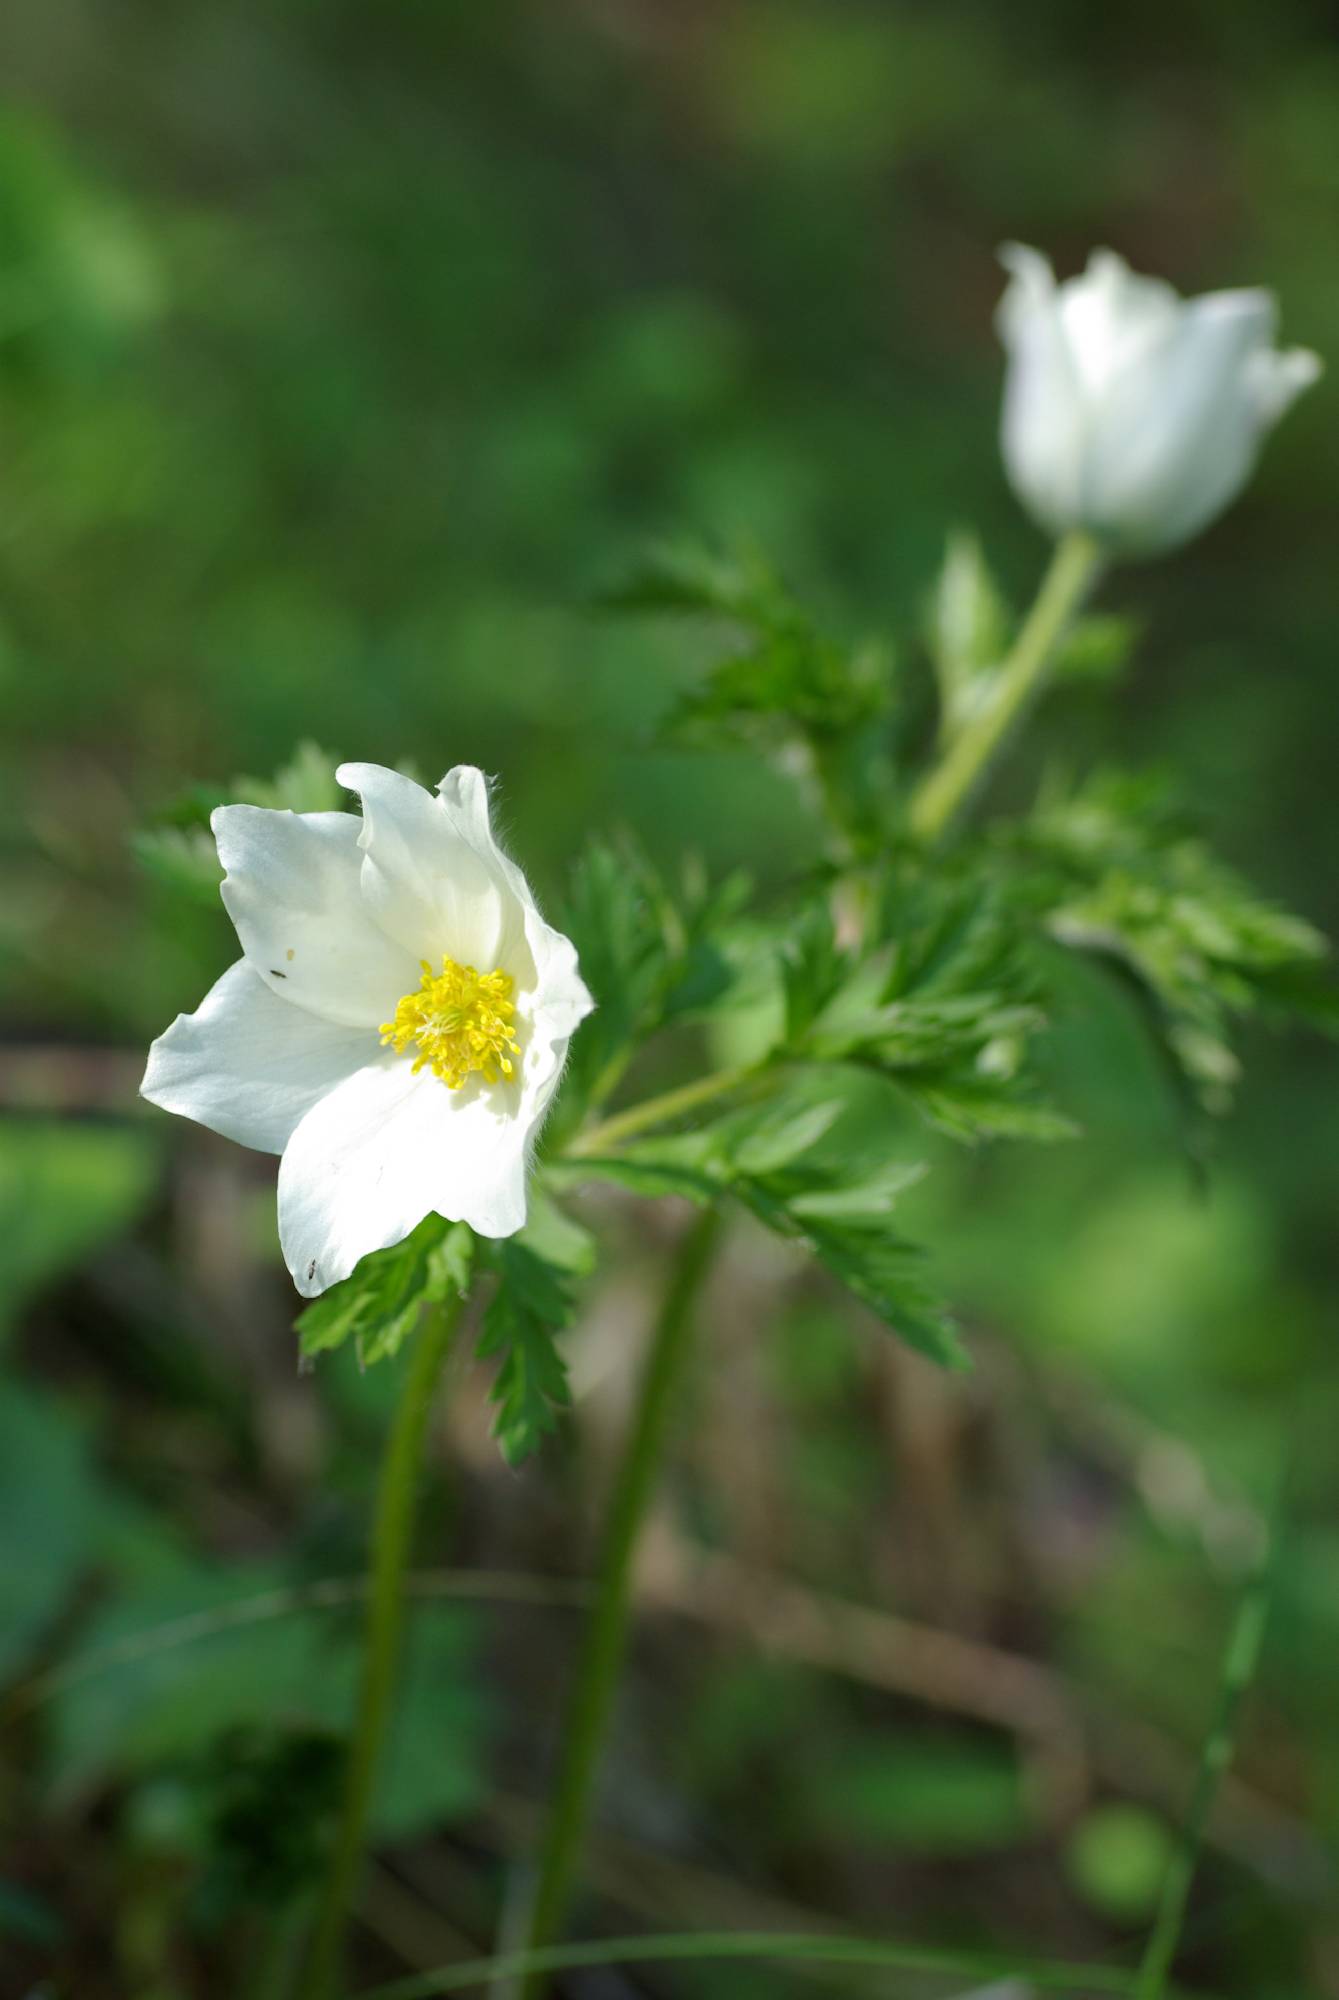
[[997, 244, 1321, 556]]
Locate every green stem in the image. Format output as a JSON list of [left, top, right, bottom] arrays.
[[300, 1296, 464, 2000], [357, 1928, 1142, 2000], [516, 1205, 725, 1995], [566, 1065, 759, 1158], [1134, 1530, 1277, 2000], [908, 529, 1103, 845]]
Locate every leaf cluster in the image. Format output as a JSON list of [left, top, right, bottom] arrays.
[[603, 542, 894, 845], [133, 742, 345, 903], [556, 834, 750, 1126], [997, 769, 1332, 1109], [295, 1216, 474, 1369], [776, 880, 1073, 1143], [567, 1090, 960, 1368]]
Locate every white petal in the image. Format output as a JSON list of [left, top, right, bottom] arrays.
[[141, 959, 371, 1154], [435, 762, 593, 1030], [336, 762, 515, 972], [213, 805, 420, 1028], [996, 244, 1087, 536], [1056, 248, 1180, 398], [1248, 344, 1322, 425], [278, 1057, 532, 1295], [1083, 288, 1280, 551]]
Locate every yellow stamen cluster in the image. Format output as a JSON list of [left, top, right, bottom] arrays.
[[380, 957, 520, 1089]]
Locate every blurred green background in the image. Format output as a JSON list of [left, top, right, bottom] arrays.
[[1, 2, 1336, 1995]]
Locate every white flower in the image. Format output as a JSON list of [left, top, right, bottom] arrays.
[[142, 763, 594, 1297], [997, 243, 1321, 555]]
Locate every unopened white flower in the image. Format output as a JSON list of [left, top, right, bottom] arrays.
[[997, 243, 1321, 556], [142, 763, 593, 1297]]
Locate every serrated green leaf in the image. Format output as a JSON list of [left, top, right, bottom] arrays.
[[731, 1098, 844, 1176], [476, 1241, 575, 1465], [557, 838, 745, 1131], [553, 1153, 721, 1205], [789, 1160, 927, 1222], [780, 904, 846, 1047], [1006, 767, 1331, 1114], [737, 1174, 962, 1369], [295, 1217, 472, 1368]]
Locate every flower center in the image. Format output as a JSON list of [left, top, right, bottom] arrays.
[[380, 957, 520, 1089]]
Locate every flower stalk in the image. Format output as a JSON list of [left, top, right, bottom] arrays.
[[565, 1064, 762, 1159], [299, 1294, 464, 2000], [908, 529, 1102, 845], [515, 1204, 725, 1994]]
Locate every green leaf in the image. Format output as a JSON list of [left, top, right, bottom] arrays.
[[780, 903, 846, 1047], [736, 1173, 963, 1369], [730, 1097, 844, 1176], [603, 540, 892, 770], [778, 880, 1069, 1147], [671, 628, 890, 744], [596, 540, 789, 625], [476, 1241, 575, 1465], [788, 1160, 926, 1222], [557, 836, 743, 1126], [1004, 767, 1331, 1113], [552, 1152, 720, 1205], [131, 825, 224, 903], [237, 740, 345, 814], [928, 530, 1010, 738], [671, 1082, 962, 1367], [295, 1217, 473, 1368]]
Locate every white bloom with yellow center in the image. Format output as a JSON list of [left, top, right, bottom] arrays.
[[141, 763, 593, 1297], [997, 244, 1321, 555]]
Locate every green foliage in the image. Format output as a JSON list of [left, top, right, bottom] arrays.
[[0, 1382, 108, 1680], [558, 834, 747, 1120], [46, 1566, 491, 1842], [928, 532, 1139, 740], [133, 744, 346, 903], [928, 531, 1012, 741], [193, 1727, 343, 1921], [233, 742, 346, 815], [603, 541, 895, 844], [1000, 769, 1331, 1111], [131, 824, 225, 904], [777, 881, 1074, 1143], [296, 1217, 473, 1368], [475, 1239, 577, 1464], [574, 1088, 961, 1367], [0, 1120, 159, 1342]]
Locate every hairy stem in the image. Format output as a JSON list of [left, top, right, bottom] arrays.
[[516, 1205, 725, 1993], [300, 1296, 464, 2000], [909, 529, 1103, 845]]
